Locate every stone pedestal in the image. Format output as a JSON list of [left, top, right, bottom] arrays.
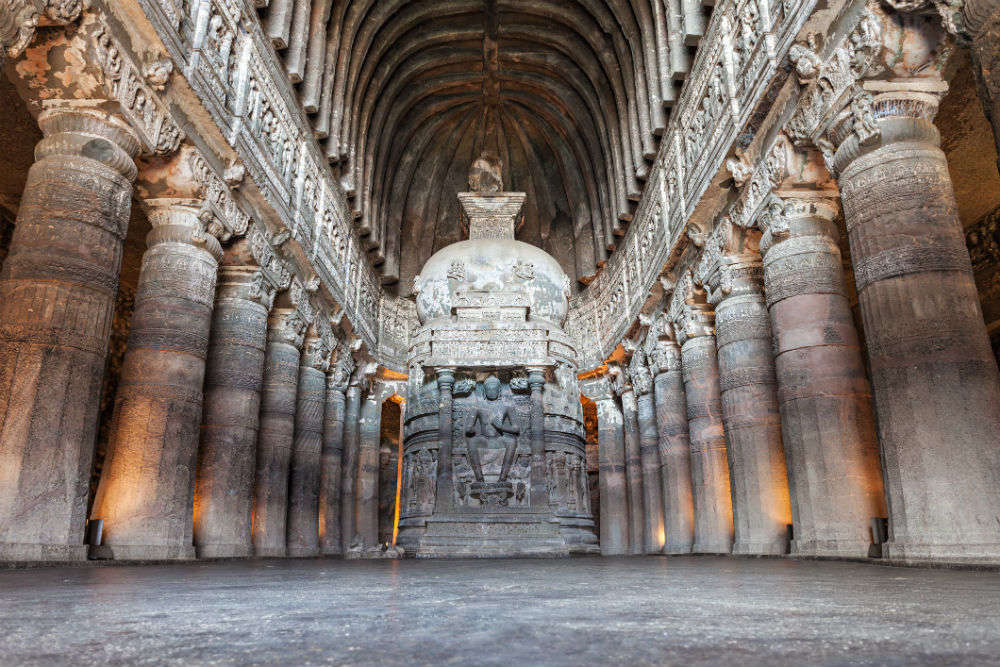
[[194, 260, 271, 559], [319, 365, 349, 555], [340, 382, 363, 548], [835, 87, 1000, 562], [617, 385, 646, 555], [287, 336, 329, 557], [761, 195, 885, 557], [705, 246, 791, 556], [91, 199, 221, 561], [355, 386, 384, 549], [252, 308, 305, 557], [651, 340, 695, 554], [593, 392, 629, 556], [678, 322, 733, 554], [0, 109, 139, 561]]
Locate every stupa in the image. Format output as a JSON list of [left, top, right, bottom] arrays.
[[396, 155, 598, 557]]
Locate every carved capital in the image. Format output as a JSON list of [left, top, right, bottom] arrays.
[[143, 197, 224, 261], [268, 307, 307, 349], [668, 271, 715, 346], [625, 348, 653, 396], [695, 218, 763, 305]]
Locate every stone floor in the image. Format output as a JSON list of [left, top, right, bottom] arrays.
[[1, 556, 999, 666]]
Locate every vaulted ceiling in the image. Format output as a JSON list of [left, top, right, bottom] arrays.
[[257, 0, 711, 293]]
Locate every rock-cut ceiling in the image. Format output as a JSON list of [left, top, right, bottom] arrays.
[[257, 0, 712, 294]]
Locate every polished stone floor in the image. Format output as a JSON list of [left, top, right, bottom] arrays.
[[1, 556, 998, 666]]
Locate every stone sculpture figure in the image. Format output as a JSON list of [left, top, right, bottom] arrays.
[[464, 375, 521, 486]]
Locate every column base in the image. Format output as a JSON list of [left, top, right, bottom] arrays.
[[663, 542, 693, 554], [196, 543, 252, 559], [692, 541, 732, 555], [883, 541, 1000, 566], [89, 544, 196, 561], [254, 546, 288, 558], [319, 548, 343, 557], [790, 539, 871, 559], [732, 539, 789, 556], [0, 542, 88, 562]]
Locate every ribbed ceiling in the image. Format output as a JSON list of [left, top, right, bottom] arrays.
[[259, 0, 711, 293]]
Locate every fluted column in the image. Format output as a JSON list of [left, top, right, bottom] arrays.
[[699, 222, 791, 555], [433, 369, 456, 513], [759, 193, 885, 557], [319, 353, 351, 555], [584, 378, 628, 555], [833, 78, 1000, 561], [649, 334, 695, 554], [194, 245, 274, 558], [287, 329, 330, 557], [627, 352, 665, 554], [673, 288, 734, 554], [340, 370, 364, 547], [0, 108, 139, 561], [613, 373, 645, 555], [252, 307, 306, 557], [91, 198, 222, 560], [355, 382, 384, 548]]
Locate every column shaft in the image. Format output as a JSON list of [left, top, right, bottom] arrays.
[[636, 391, 666, 553], [319, 383, 346, 555], [763, 199, 885, 557], [0, 110, 138, 561], [681, 336, 734, 553], [288, 362, 326, 557], [433, 370, 455, 513], [91, 200, 221, 560], [653, 361, 695, 554], [595, 397, 628, 555], [340, 384, 362, 546], [194, 265, 269, 558], [837, 111, 1000, 561], [620, 389, 646, 555], [715, 290, 791, 555], [252, 309, 304, 557], [355, 391, 382, 548], [528, 370, 548, 509]]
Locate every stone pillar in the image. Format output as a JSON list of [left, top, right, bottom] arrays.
[[759, 192, 885, 557], [194, 246, 273, 558], [433, 369, 456, 513], [319, 353, 351, 555], [252, 307, 306, 557], [649, 332, 695, 554], [698, 221, 792, 555], [613, 373, 646, 555], [287, 330, 330, 557], [584, 378, 628, 555], [832, 78, 1000, 561], [340, 365, 366, 547], [527, 368, 549, 509], [627, 352, 666, 554], [0, 108, 139, 561], [963, 0, 1000, 173], [91, 198, 222, 560], [672, 284, 734, 554], [355, 383, 384, 548]]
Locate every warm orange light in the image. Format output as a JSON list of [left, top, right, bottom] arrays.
[[391, 401, 405, 546]]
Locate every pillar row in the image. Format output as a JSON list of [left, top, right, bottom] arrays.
[[91, 198, 222, 561], [252, 307, 306, 557], [833, 81, 1000, 562], [759, 194, 885, 557], [194, 252, 273, 559], [627, 352, 666, 554], [592, 386, 629, 556], [0, 108, 139, 561]]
